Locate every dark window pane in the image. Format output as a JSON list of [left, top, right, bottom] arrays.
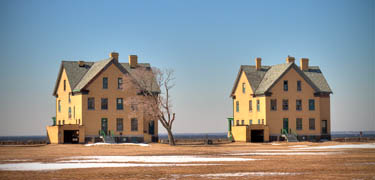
[[296, 99, 302, 111], [271, 99, 277, 111], [88, 98, 95, 110], [283, 99, 289, 110], [131, 118, 138, 131], [117, 98, 123, 110], [236, 101, 239, 112], [256, 100, 260, 112], [283, 80, 288, 91], [116, 118, 123, 131], [297, 81, 302, 91], [118, 78, 123, 89], [309, 118, 315, 130], [309, 99, 315, 111], [103, 77, 108, 89], [101, 98, 108, 110], [249, 100, 252, 111], [296, 118, 302, 130]]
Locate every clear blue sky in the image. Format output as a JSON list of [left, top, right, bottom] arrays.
[[0, 0, 373, 135]]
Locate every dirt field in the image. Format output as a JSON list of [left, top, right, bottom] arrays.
[[0, 141, 374, 180]]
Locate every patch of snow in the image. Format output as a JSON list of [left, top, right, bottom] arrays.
[[288, 145, 308, 148], [2, 159, 32, 162], [60, 155, 257, 163], [296, 143, 375, 150], [84, 143, 150, 147], [228, 152, 337, 156], [255, 149, 326, 152], [0, 162, 219, 171], [177, 172, 301, 178]]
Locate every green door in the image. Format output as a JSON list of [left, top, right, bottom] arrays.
[[283, 118, 289, 133], [101, 118, 108, 135]]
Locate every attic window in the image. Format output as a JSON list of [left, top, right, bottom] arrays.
[[283, 80, 288, 91], [64, 80, 66, 91], [242, 83, 246, 93]]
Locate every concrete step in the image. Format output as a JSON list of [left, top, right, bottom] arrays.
[[103, 136, 116, 143]]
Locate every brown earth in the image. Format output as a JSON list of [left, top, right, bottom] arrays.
[[0, 141, 374, 180]]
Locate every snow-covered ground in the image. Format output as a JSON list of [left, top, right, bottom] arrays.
[[295, 143, 375, 150], [171, 172, 302, 178], [227, 152, 338, 156], [0, 155, 256, 171], [60, 155, 257, 163], [0, 162, 219, 171], [84, 143, 150, 147]]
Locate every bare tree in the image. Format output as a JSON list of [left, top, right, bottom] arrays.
[[122, 66, 176, 146]]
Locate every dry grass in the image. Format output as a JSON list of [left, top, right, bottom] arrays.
[[0, 141, 374, 180]]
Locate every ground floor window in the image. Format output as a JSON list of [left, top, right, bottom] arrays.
[[309, 118, 315, 130], [116, 118, 123, 131], [131, 118, 138, 131], [296, 118, 302, 130]]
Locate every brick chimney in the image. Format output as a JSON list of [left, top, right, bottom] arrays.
[[255, 57, 262, 70], [129, 55, 138, 68], [110, 52, 119, 62], [78, 60, 85, 67], [300, 58, 309, 71], [286, 56, 295, 63]]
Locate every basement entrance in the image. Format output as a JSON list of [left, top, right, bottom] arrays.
[[64, 130, 79, 144], [251, 130, 264, 142]]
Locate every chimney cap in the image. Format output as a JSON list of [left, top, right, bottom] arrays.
[[109, 52, 119, 60]]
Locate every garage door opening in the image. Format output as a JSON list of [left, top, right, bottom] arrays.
[[251, 130, 264, 142], [64, 130, 79, 144]]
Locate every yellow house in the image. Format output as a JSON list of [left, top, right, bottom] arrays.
[[229, 56, 332, 142], [47, 52, 160, 144]]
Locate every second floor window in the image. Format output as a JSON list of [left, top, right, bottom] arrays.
[[241, 120, 244, 125], [296, 118, 303, 130], [58, 100, 61, 112], [118, 78, 123, 89], [249, 100, 252, 112], [296, 99, 302, 111], [258, 119, 260, 124], [242, 83, 246, 93], [131, 118, 138, 131], [283, 80, 288, 91], [297, 80, 302, 91], [101, 98, 108, 110], [271, 99, 277, 111], [309, 99, 315, 111], [68, 93, 71, 103], [249, 120, 252, 125], [236, 101, 239, 112], [88, 97, 95, 110], [116, 118, 123, 131], [256, 100, 260, 112], [68, 107, 71, 119], [309, 118, 315, 130], [282, 99, 288, 111], [117, 98, 123, 110], [103, 77, 108, 89], [236, 120, 239, 125]]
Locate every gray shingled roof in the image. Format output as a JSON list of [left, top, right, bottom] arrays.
[[230, 62, 332, 97], [53, 58, 160, 96]]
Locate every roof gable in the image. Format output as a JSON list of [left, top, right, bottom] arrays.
[[53, 57, 160, 96], [230, 62, 332, 97]]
